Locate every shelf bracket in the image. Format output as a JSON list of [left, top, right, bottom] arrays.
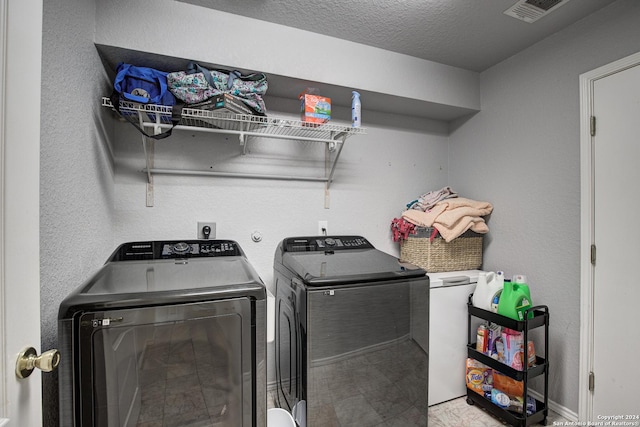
[[239, 132, 247, 154], [324, 133, 348, 208], [325, 134, 347, 190], [139, 114, 155, 207], [239, 120, 252, 154], [141, 136, 155, 207]]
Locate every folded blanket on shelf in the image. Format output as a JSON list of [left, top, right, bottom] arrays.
[[402, 197, 493, 242]]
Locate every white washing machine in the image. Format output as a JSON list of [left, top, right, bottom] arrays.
[[428, 269, 483, 406]]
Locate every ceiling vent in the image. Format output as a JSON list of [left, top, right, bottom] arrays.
[[504, 0, 572, 23]]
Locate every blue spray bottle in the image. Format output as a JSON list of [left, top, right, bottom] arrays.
[[351, 91, 361, 128]]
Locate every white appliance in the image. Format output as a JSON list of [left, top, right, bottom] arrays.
[[428, 269, 483, 406]]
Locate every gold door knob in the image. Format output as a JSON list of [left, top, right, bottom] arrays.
[[15, 347, 61, 379]]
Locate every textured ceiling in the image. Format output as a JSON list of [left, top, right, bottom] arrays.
[[177, 0, 617, 72]]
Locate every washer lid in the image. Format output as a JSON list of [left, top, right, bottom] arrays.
[[279, 236, 425, 286], [83, 257, 263, 295], [59, 240, 265, 318]]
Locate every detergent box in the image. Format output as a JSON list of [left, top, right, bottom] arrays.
[[300, 92, 331, 123], [500, 328, 537, 370], [466, 358, 493, 398]]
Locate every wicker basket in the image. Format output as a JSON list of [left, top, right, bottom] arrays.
[[400, 227, 483, 273]]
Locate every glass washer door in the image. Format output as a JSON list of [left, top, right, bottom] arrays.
[[78, 298, 253, 427]]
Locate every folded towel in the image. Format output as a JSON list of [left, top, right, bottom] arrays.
[[410, 186, 458, 211], [402, 197, 493, 242]]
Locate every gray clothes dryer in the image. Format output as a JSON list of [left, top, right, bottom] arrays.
[[273, 235, 430, 427], [58, 240, 266, 427]]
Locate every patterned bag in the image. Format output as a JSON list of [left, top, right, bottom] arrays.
[[167, 62, 268, 115]]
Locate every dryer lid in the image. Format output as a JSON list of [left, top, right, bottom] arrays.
[[278, 236, 426, 286]]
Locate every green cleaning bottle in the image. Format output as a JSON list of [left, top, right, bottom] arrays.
[[497, 274, 533, 321]]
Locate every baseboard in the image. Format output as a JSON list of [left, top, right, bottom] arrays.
[[528, 390, 578, 422]]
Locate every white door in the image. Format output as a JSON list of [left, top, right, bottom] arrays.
[[0, 0, 45, 425], [590, 62, 640, 415]]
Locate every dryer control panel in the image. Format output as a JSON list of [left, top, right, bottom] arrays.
[[283, 235, 374, 252], [108, 240, 243, 261]]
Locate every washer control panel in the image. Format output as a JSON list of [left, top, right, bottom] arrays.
[[109, 240, 243, 261], [283, 235, 373, 252]]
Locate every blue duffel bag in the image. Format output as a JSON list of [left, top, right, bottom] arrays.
[[110, 63, 182, 139], [113, 62, 177, 106]]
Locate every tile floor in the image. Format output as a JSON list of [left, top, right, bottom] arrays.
[[269, 390, 571, 426], [128, 318, 568, 426], [132, 319, 243, 427], [96, 312, 569, 427], [305, 339, 428, 426], [428, 396, 570, 426]]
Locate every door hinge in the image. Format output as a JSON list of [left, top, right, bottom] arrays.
[[589, 371, 595, 391], [590, 244, 596, 265], [590, 116, 596, 137]]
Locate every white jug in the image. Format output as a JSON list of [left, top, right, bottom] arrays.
[[267, 408, 296, 427], [472, 271, 503, 311]]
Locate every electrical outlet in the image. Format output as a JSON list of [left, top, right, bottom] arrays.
[[197, 222, 216, 239], [318, 221, 328, 236]]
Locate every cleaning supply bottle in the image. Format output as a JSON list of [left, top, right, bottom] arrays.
[[490, 271, 505, 312], [351, 91, 361, 128], [497, 274, 533, 321], [472, 271, 502, 311]]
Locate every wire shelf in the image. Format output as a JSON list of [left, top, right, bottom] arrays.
[[102, 96, 366, 206], [102, 97, 366, 143]]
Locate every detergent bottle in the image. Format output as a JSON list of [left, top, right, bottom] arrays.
[[472, 271, 502, 311], [497, 274, 533, 321], [490, 271, 505, 312]]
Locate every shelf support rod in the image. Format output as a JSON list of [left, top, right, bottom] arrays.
[[146, 168, 328, 182]]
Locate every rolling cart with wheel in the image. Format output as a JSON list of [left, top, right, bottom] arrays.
[[466, 295, 550, 426]]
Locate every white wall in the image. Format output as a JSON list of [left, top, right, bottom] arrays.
[[40, 0, 114, 425], [449, 0, 640, 413], [112, 106, 449, 287]]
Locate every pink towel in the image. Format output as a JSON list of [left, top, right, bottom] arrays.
[[402, 198, 493, 242]]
